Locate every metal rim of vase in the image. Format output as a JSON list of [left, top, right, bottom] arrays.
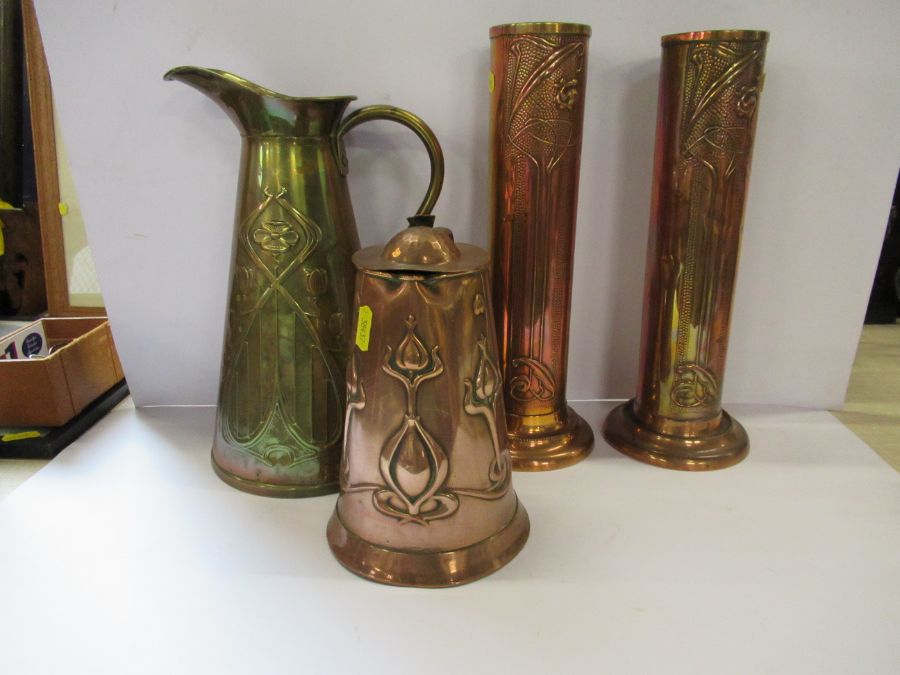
[[661, 29, 769, 46], [490, 22, 592, 38]]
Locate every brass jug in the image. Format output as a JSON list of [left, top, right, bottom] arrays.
[[165, 67, 443, 496], [327, 216, 530, 587]]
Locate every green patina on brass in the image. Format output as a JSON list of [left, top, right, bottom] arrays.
[[165, 66, 443, 497]]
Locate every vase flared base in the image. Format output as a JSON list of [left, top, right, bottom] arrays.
[[508, 407, 594, 471], [211, 453, 339, 498], [326, 500, 530, 588], [602, 399, 748, 471]]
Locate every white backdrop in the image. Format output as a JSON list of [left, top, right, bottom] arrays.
[[33, 0, 900, 408]]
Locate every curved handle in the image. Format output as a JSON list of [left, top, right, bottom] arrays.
[[337, 105, 444, 215]]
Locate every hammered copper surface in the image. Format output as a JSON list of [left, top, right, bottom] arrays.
[[328, 224, 529, 587], [165, 67, 443, 496], [603, 30, 768, 471], [488, 23, 594, 471]]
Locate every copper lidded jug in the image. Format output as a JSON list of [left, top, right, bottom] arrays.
[[327, 216, 530, 587], [164, 67, 443, 497]]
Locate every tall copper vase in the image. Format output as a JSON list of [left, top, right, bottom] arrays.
[[489, 22, 594, 471], [603, 30, 768, 471]]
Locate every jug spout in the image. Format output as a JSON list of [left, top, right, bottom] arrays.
[[164, 66, 355, 137]]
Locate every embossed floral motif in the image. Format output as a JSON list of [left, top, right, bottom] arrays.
[[462, 335, 510, 490], [223, 185, 341, 460], [505, 38, 584, 172], [253, 220, 300, 253], [671, 363, 719, 408], [498, 36, 585, 405], [263, 444, 295, 466], [343, 320, 510, 517], [232, 266, 259, 314], [473, 293, 485, 316], [375, 316, 455, 525], [395, 317, 431, 373], [341, 351, 366, 487], [305, 267, 328, 297], [508, 356, 556, 402], [668, 44, 764, 404], [555, 77, 579, 110], [469, 335, 501, 405], [328, 313, 345, 342], [736, 84, 759, 119]]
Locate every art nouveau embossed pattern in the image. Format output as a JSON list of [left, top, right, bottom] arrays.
[[340, 272, 513, 541], [632, 35, 767, 424], [221, 185, 346, 469], [667, 41, 765, 410], [490, 30, 588, 418], [164, 67, 374, 494], [374, 315, 455, 524]]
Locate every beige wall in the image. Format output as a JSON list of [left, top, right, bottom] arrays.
[[54, 108, 102, 308]]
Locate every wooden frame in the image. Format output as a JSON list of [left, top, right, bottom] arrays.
[[21, 0, 103, 316]]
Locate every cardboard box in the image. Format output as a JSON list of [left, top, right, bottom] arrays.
[[0, 317, 124, 426]]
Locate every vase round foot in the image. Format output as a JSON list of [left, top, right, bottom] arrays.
[[602, 400, 748, 471], [508, 407, 594, 471]]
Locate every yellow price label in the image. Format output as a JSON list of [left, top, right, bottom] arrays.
[[2, 431, 41, 442], [488, 71, 495, 93], [355, 305, 373, 352]]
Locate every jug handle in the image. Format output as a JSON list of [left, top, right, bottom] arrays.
[[336, 105, 444, 216]]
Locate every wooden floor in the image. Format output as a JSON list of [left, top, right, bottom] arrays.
[[832, 323, 900, 471], [1, 324, 897, 500]]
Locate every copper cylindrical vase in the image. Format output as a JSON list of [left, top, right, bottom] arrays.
[[489, 22, 594, 471], [603, 30, 768, 471]]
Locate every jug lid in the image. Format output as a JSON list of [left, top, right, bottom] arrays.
[[353, 215, 488, 274]]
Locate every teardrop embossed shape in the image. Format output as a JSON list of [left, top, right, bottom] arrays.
[[472, 335, 501, 404], [392, 420, 435, 501], [371, 314, 455, 524], [396, 315, 430, 373]]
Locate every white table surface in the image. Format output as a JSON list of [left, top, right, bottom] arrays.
[[0, 401, 897, 674]]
